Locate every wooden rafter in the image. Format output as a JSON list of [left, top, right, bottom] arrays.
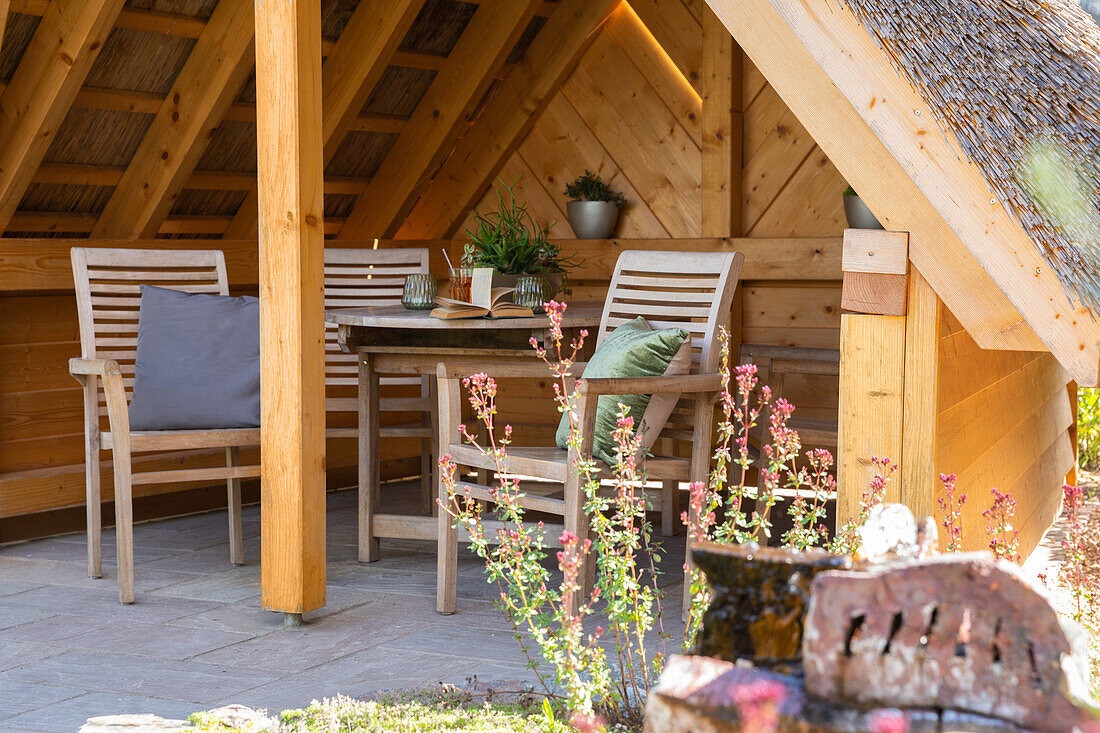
[[91, 0, 255, 238], [0, 1, 10, 60], [399, 0, 619, 240], [0, 0, 125, 233], [0, 83, 408, 134], [337, 0, 543, 239], [223, 0, 425, 240]]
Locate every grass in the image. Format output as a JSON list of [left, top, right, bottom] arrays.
[[187, 687, 578, 733]]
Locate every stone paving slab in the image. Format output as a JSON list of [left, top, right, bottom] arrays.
[[1, 693, 200, 733], [0, 485, 690, 732]]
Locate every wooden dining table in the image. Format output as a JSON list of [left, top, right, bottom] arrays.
[[327, 302, 604, 559]]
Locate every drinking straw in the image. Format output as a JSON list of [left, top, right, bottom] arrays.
[[442, 249, 455, 274]]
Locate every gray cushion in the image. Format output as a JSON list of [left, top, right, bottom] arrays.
[[128, 285, 260, 431]]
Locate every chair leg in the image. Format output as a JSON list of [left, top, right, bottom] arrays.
[[437, 373, 460, 614], [226, 446, 244, 565], [429, 376, 439, 517], [113, 453, 135, 605], [419, 376, 433, 516], [564, 468, 588, 617], [82, 380, 102, 579], [359, 354, 381, 562], [661, 480, 678, 537]]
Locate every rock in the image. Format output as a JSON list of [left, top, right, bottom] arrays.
[[802, 552, 1100, 732], [202, 704, 275, 730], [80, 705, 274, 733], [690, 541, 852, 668], [856, 503, 918, 561], [79, 714, 190, 733]]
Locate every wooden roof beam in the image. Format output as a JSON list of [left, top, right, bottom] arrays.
[[31, 162, 366, 194], [337, 0, 544, 240], [399, 0, 618, 239], [0, 82, 409, 134], [222, 0, 426, 240], [708, 0, 1100, 384], [0, 0, 125, 232], [9, 1, 554, 48], [91, 0, 255, 238]]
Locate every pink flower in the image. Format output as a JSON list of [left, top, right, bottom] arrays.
[[869, 709, 909, 733], [732, 678, 786, 733]]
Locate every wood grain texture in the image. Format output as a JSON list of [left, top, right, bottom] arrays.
[[255, 0, 326, 614], [900, 268, 940, 520], [837, 314, 905, 526], [700, 6, 742, 237], [934, 303, 1073, 557], [0, 0, 125, 231], [224, 0, 425, 240], [91, 0, 255, 238], [398, 0, 618, 239], [337, 0, 541, 239]]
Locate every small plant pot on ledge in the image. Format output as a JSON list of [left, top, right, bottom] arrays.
[[843, 193, 884, 230], [566, 200, 620, 239]]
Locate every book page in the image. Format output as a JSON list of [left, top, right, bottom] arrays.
[[470, 268, 495, 308]]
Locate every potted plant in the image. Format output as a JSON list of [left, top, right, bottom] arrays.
[[463, 178, 572, 301], [563, 170, 626, 239], [843, 185, 885, 229]]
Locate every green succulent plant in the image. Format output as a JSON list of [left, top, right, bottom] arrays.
[[462, 178, 573, 276], [563, 169, 626, 206]]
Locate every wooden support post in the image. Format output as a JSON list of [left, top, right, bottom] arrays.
[[837, 314, 905, 526], [900, 267, 941, 520], [256, 0, 326, 615]]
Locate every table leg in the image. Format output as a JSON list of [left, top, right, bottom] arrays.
[[419, 375, 433, 515], [358, 352, 381, 562]]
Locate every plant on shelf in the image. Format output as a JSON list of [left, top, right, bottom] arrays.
[[463, 178, 569, 277], [563, 170, 626, 239], [842, 184, 884, 230]]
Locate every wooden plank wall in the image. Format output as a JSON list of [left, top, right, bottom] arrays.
[[0, 0, 850, 535], [0, 244, 418, 527], [436, 1, 846, 428], [934, 308, 1074, 557]]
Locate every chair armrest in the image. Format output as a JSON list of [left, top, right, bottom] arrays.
[[576, 372, 722, 397], [436, 360, 586, 380], [70, 357, 123, 377]]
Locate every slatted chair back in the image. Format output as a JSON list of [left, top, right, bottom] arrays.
[[324, 248, 431, 393], [599, 250, 744, 442], [70, 247, 229, 415]]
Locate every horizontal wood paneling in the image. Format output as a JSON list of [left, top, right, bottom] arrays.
[[934, 306, 1073, 558]]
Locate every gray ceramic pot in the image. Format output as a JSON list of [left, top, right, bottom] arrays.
[[843, 195, 884, 230], [566, 200, 620, 239]]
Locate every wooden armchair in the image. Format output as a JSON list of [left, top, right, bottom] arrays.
[[69, 248, 260, 604], [434, 250, 745, 614], [322, 247, 435, 562]]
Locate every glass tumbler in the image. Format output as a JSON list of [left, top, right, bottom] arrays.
[[449, 267, 473, 302], [513, 274, 550, 314], [401, 274, 438, 310]]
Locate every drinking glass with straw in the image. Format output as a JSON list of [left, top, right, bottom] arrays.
[[443, 250, 472, 303]]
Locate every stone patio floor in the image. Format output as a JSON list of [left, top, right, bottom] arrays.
[[0, 483, 687, 732]]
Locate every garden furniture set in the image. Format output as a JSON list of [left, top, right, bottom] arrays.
[[68, 244, 824, 612]]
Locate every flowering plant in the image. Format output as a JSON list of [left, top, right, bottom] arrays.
[[440, 301, 670, 726]]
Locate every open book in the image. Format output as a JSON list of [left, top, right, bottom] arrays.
[[431, 269, 533, 319]]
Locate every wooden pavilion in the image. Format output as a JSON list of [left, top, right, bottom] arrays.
[[0, 0, 1095, 615]]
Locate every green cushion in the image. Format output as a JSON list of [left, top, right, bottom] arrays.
[[555, 317, 690, 465]]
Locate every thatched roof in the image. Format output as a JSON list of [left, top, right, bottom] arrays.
[[842, 0, 1100, 311]]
